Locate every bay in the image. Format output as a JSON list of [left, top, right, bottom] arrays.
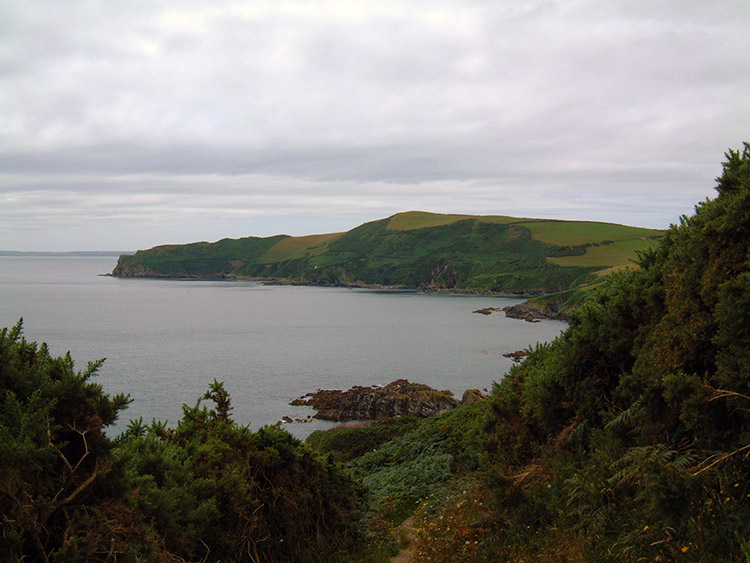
[[0, 256, 566, 438]]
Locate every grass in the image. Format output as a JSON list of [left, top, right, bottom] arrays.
[[386, 211, 473, 231], [387, 211, 535, 231], [261, 232, 343, 262], [547, 238, 658, 268], [518, 220, 662, 246]]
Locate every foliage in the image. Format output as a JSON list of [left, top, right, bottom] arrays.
[[306, 417, 421, 463], [115, 381, 367, 562], [0, 319, 133, 561], [305, 403, 492, 523], [0, 330, 371, 561], [467, 143, 750, 560]]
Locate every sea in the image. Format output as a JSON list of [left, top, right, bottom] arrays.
[[0, 255, 567, 439]]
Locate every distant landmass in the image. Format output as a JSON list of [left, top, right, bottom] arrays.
[[111, 211, 663, 316], [0, 251, 134, 257]]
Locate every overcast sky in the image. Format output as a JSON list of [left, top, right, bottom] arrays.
[[2, 1, 748, 251]]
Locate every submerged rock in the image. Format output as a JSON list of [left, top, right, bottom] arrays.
[[290, 379, 459, 421]]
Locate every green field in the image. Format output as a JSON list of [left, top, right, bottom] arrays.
[[386, 211, 538, 231], [385, 211, 476, 230], [517, 219, 662, 245], [546, 237, 659, 268], [260, 232, 343, 262]]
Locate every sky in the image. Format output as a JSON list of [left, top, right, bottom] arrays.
[[1, 1, 749, 251]]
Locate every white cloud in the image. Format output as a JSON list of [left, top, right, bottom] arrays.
[[1, 0, 748, 250]]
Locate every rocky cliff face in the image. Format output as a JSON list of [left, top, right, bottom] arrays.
[[110, 254, 164, 277], [111, 261, 153, 277], [290, 379, 459, 421]]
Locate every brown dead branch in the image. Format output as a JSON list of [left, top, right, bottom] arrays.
[[692, 443, 750, 476], [59, 462, 99, 506]]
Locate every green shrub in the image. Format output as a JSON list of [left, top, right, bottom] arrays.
[[306, 417, 421, 462]]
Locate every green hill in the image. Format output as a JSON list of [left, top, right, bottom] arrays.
[[112, 211, 663, 296]]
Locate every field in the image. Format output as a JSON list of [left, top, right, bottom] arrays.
[[517, 219, 662, 245], [546, 237, 659, 268], [385, 211, 526, 231], [260, 232, 343, 262]]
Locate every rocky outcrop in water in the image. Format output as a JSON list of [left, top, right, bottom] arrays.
[[503, 350, 529, 362], [290, 379, 459, 421], [473, 307, 503, 315]]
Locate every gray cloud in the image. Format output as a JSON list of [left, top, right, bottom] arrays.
[[1, 0, 748, 250]]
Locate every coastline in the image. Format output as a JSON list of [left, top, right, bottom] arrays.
[[109, 271, 547, 299], [109, 271, 567, 320]]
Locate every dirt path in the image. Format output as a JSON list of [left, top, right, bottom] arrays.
[[391, 516, 416, 562]]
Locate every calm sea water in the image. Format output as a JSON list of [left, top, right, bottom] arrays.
[[0, 256, 566, 438]]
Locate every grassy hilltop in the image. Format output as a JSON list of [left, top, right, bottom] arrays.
[[112, 211, 663, 299]]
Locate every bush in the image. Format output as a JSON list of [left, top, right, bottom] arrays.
[[0, 325, 372, 561]]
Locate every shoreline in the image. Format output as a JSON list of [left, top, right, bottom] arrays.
[[260, 279, 567, 320], [108, 272, 547, 300], [108, 272, 568, 321]]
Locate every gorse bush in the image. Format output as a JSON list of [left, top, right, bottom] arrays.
[[0, 320, 133, 560], [116, 380, 367, 562], [0, 331, 369, 561], [473, 143, 750, 560]]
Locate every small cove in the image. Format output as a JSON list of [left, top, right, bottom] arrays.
[[0, 255, 567, 438]]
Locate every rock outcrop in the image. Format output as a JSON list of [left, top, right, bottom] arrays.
[[460, 388, 487, 404], [502, 299, 570, 322], [290, 379, 459, 421], [472, 307, 503, 315], [503, 350, 529, 362]]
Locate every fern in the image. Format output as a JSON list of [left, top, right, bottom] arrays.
[[605, 396, 645, 430]]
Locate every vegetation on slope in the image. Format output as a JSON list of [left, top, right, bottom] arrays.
[[464, 143, 750, 561], [305, 143, 750, 561], [112, 211, 662, 297]]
